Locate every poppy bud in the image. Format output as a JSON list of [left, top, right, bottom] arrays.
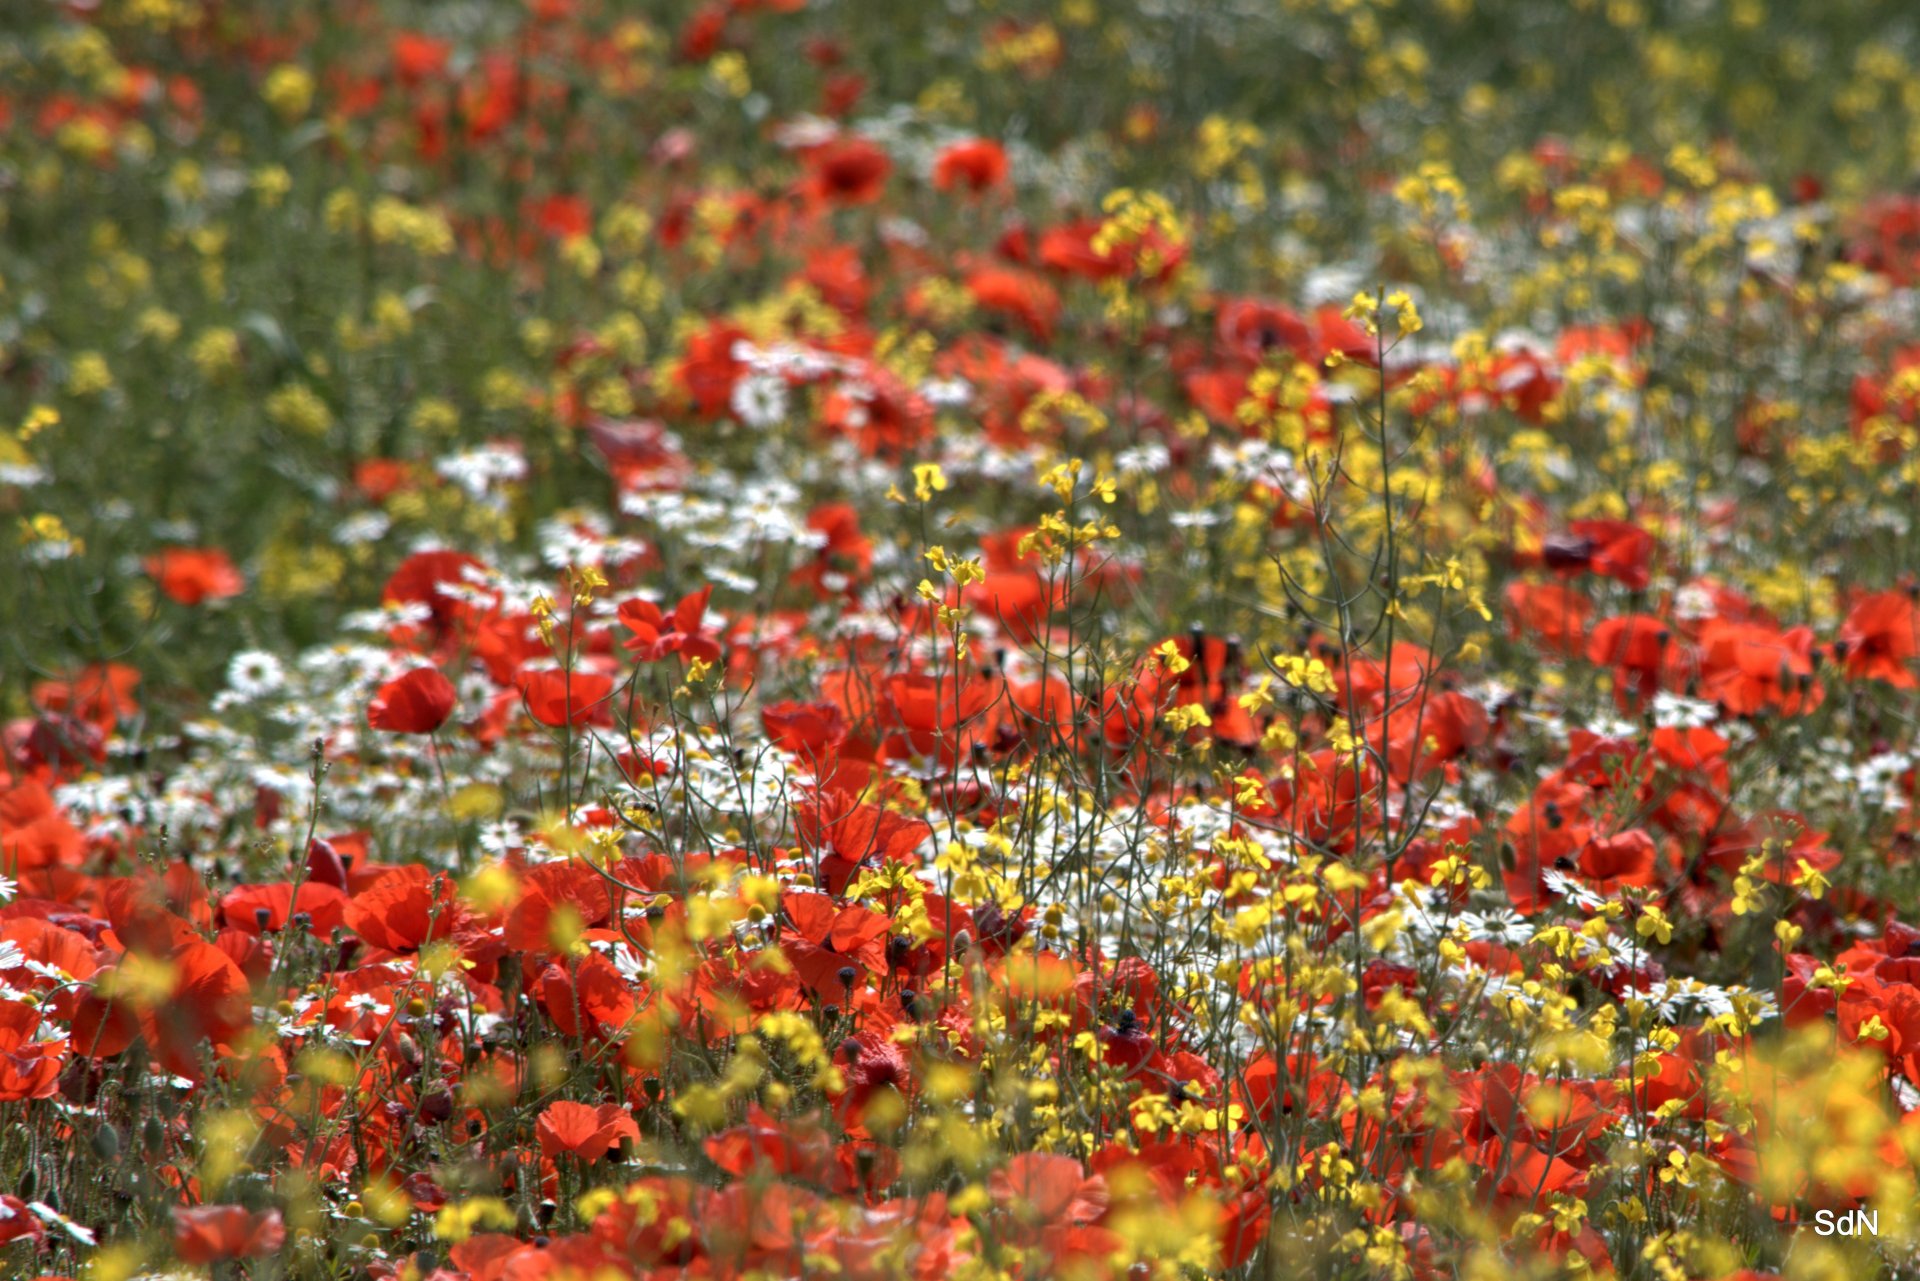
[[144, 1115, 166, 1155], [642, 1076, 663, 1101], [836, 965, 858, 990], [899, 990, 920, 1020], [92, 1124, 121, 1159], [418, 1089, 453, 1124]]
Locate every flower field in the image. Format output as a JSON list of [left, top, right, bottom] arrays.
[[7, 1, 1920, 1278]]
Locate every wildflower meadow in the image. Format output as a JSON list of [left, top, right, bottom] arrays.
[[6, 1, 1920, 1278]]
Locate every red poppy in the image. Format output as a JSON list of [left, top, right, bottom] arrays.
[[344, 865, 462, 952], [519, 668, 616, 728], [0, 1001, 64, 1101], [964, 266, 1061, 342], [1039, 216, 1187, 284], [536, 1101, 641, 1162], [791, 502, 873, 598], [1215, 298, 1312, 363], [219, 881, 348, 937], [1543, 518, 1655, 590], [779, 891, 891, 996], [537, 951, 639, 1037], [1695, 621, 1821, 715], [675, 323, 750, 419], [761, 700, 847, 763], [1587, 614, 1695, 713], [172, 1205, 286, 1263], [367, 667, 458, 733], [804, 136, 892, 206], [0, 1196, 43, 1248], [144, 547, 244, 605], [1838, 589, 1920, 688], [884, 671, 1001, 761], [619, 586, 722, 663], [1503, 580, 1593, 656], [531, 193, 591, 240], [502, 860, 613, 953], [1, 779, 87, 873], [932, 138, 1010, 193], [390, 31, 451, 85], [796, 798, 934, 895], [383, 549, 489, 636]]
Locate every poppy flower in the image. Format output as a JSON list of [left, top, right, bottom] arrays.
[[344, 865, 462, 952], [796, 798, 934, 895], [932, 138, 1010, 193], [804, 136, 891, 206], [1215, 298, 1312, 363], [1695, 621, 1821, 715], [964, 266, 1061, 343], [519, 668, 616, 728], [502, 860, 612, 953], [819, 365, 933, 457], [1545, 518, 1655, 590], [1039, 217, 1185, 284], [144, 547, 244, 605], [390, 31, 451, 85], [172, 1205, 286, 1263], [537, 952, 638, 1037], [988, 1153, 1109, 1242], [674, 323, 750, 419], [219, 881, 347, 937], [536, 1100, 641, 1162], [619, 586, 722, 663], [0, 1001, 64, 1100], [882, 671, 1000, 766], [0, 1196, 44, 1248], [761, 700, 846, 763], [382, 548, 489, 636], [779, 891, 890, 996], [532, 193, 591, 240], [1504, 580, 1593, 656], [1, 779, 87, 873], [1587, 614, 1695, 713], [367, 667, 458, 734], [791, 503, 873, 598], [30, 662, 141, 731], [1838, 590, 1920, 688]]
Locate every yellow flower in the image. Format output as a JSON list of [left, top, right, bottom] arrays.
[[262, 64, 315, 120]]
